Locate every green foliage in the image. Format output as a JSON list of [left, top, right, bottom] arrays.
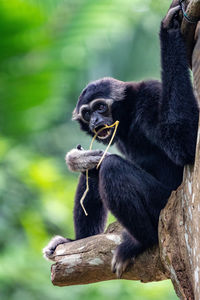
[[0, 0, 178, 299]]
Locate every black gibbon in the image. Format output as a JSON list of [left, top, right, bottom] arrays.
[[43, 4, 199, 278]]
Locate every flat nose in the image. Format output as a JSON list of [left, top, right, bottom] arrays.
[[90, 113, 104, 131]]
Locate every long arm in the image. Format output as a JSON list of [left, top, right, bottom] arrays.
[[157, 13, 199, 165], [160, 25, 196, 120], [137, 12, 199, 166], [65, 148, 108, 239]]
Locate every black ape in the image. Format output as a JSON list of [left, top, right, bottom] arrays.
[[43, 7, 199, 278]]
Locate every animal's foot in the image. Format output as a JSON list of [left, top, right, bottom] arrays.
[[111, 243, 135, 279], [43, 235, 72, 261]]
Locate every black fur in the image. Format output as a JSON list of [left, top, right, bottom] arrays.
[[70, 17, 199, 274]]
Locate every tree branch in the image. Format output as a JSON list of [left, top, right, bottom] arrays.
[[50, 222, 169, 286]]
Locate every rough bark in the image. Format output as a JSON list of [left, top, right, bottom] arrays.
[[50, 222, 169, 286], [181, 0, 200, 66], [46, 2, 200, 299]]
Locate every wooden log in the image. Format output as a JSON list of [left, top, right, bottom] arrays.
[[49, 222, 169, 286]]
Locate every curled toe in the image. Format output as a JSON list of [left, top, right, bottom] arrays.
[[111, 247, 135, 278], [43, 235, 71, 261]]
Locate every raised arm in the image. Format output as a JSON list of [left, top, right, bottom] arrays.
[[156, 6, 199, 165], [160, 7, 197, 121]]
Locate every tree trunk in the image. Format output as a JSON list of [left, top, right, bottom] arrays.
[[158, 24, 200, 298], [181, 0, 200, 65], [45, 2, 200, 299]]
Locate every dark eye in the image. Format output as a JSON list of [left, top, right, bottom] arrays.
[[94, 102, 107, 113], [81, 109, 91, 122]]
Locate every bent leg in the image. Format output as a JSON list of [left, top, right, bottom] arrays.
[[99, 155, 171, 276], [74, 173, 108, 239]]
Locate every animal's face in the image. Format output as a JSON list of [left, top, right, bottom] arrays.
[[73, 77, 126, 144], [75, 98, 114, 140]]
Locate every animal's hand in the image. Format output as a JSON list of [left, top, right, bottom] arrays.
[[162, 3, 181, 30], [65, 148, 108, 172]]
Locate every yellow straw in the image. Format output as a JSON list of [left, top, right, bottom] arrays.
[[80, 120, 119, 216], [80, 169, 89, 216], [96, 121, 119, 169]]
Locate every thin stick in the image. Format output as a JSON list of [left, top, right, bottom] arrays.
[[80, 169, 89, 216], [80, 121, 119, 216], [96, 121, 119, 169]]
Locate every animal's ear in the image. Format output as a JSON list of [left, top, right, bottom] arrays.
[[108, 78, 126, 102], [72, 108, 79, 121]]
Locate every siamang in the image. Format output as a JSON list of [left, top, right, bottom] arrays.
[[43, 4, 199, 278]]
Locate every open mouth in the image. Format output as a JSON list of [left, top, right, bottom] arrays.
[[94, 125, 112, 140]]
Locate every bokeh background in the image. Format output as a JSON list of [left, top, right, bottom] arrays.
[[0, 0, 179, 299]]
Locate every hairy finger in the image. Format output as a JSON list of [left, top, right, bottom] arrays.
[[163, 5, 181, 29], [169, 0, 179, 9], [65, 149, 104, 172]]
